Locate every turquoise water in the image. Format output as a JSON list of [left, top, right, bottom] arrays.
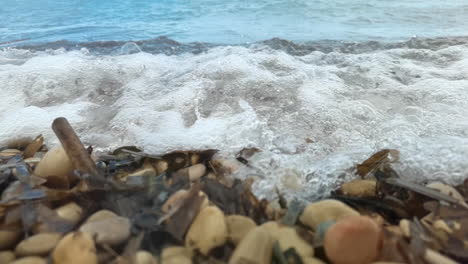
[[1, 0, 468, 45]]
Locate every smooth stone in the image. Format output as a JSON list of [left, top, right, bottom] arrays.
[[225, 215, 257, 245], [399, 219, 411, 238], [186, 206, 227, 255], [174, 164, 206, 181], [55, 202, 83, 224], [34, 146, 73, 180], [15, 233, 62, 256], [85, 210, 118, 223], [229, 227, 273, 264], [0, 229, 22, 250], [0, 250, 15, 263], [161, 247, 192, 264], [52, 232, 97, 264], [79, 216, 131, 246], [136, 250, 158, 264], [261, 221, 314, 259], [340, 180, 377, 198], [426, 182, 466, 204], [300, 199, 360, 230], [10, 256, 46, 264], [324, 216, 381, 264], [0, 149, 22, 158]]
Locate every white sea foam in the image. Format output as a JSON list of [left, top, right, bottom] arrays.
[[1, 42, 468, 200]]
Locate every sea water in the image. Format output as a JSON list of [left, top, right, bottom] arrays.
[[1, 0, 468, 200]]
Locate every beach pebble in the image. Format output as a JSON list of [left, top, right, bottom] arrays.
[[225, 215, 257, 245], [85, 209, 118, 223], [399, 219, 411, 238], [300, 199, 359, 230], [34, 146, 73, 180], [261, 221, 314, 259], [0, 250, 15, 263], [55, 202, 83, 224], [15, 233, 62, 256], [229, 227, 273, 264], [426, 182, 466, 204], [52, 232, 97, 264], [0, 149, 22, 159], [0, 229, 22, 250], [303, 257, 327, 264], [324, 216, 381, 264], [161, 247, 192, 264], [340, 180, 377, 198], [79, 216, 131, 246], [136, 250, 158, 264], [186, 206, 227, 255], [10, 256, 46, 264], [174, 164, 206, 181]]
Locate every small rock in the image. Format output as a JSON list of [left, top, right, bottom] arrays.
[[225, 215, 257, 245], [162, 190, 189, 213], [303, 257, 326, 264], [136, 250, 158, 264], [15, 233, 62, 256], [174, 164, 206, 181], [433, 220, 452, 234], [186, 206, 227, 255], [10, 256, 46, 264], [300, 199, 360, 230], [153, 160, 168, 174], [426, 182, 466, 204], [324, 216, 382, 264], [55, 202, 83, 224], [399, 219, 411, 238], [161, 246, 192, 264], [229, 226, 273, 264], [79, 216, 131, 246], [0, 250, 15, 263], [0, 149, 22, 159], [0, 229, 22, 250], [52, 232, 97, 264], [261, 221, 314, 259], [34, 146, 73, 180], [340, 180, 377, 198], [85, 210, 118, 223]]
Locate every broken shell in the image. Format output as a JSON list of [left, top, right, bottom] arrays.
[[55, 202, 83, 224], [34, 146, 73, 180], [229, 227, 273, 264], [261, 221, 314, 259], [300, 199, 359, 230], [52, 232, 97, 264], [136, 250, 158, 264], [324, 216, 381, 264], [339, 180, 377, 198], [426, 182, 466, 204], [0, 149, 22, 159], [79, 216, 131, 246], [161, 247, 192, 264], [433, 220, 452, 234], [185, 206, 227, 255], [0, 250, 15, 263], [0, 229, 22, 250], [399, 219, 411, 238], [10, 256, 47, 264], [225, 215, 257, 245], [15, 233, 62, 256]]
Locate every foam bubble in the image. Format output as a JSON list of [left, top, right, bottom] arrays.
[[1, 42, 468, 200]]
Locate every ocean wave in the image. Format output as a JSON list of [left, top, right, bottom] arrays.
[[1, 36, 468, 200]]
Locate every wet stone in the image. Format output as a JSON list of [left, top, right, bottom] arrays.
[[79, 216, 131, 246], [15, 232, 62, 256]]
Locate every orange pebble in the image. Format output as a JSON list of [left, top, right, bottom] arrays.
[[324, 216, 381, 264]]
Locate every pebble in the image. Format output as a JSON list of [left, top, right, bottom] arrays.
[[52, 232, 97, 264], [10, 256, 47, 264], [399, 219, 411, 238], [0, 149, 21, 159], [175, 164, 207, 181], [225, 215, 257, 245], [34, 146, 73, 180], [303, 257, 327, 264], [85, 210, 118, 223], [0, 250, 15, 263], [79, 216, 131, 246], [161, 247, 192, 264], [229, 226, 273, 264], [0, 229, 22, 250], [186, 206, 227, 255], [55, 202, 83, 224], [340, 180, 377, 198], [324, 216, 381, 264], [300, 199, 360, 230], [261, 221, 314, 259], [136, 250, 158, 264], [162, 190, 189, 213], [15, 233, 62, 256], [426, 182, 466, 204]]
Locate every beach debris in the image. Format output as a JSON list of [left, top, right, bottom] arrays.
[[0, 119, 466, 264]]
